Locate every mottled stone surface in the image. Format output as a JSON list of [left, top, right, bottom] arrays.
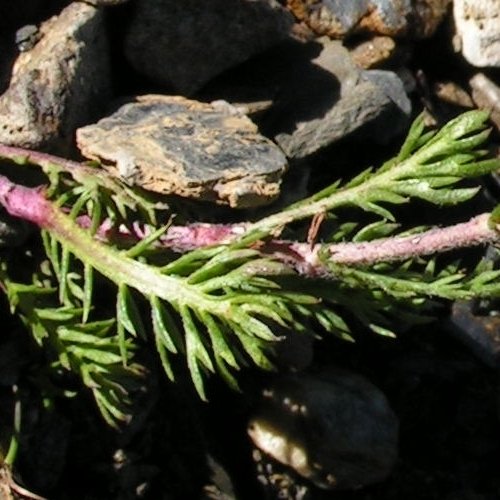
[[454, 0, 500, 67], [450, 300, 500, 368], [124, 0, 293, 95], [285, 0, 451, 39], [0, 2, 110, 154], [248, 369, 399, 490], [77, 95, 288, 208], [470, 73, 500, 131], [264, 40, 411, 159], [349, 36, 397, 69]]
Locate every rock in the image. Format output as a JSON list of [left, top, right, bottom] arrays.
[[449, 299, 500, 369], [15, 24, 42, 52], [0, 2, 111, 154], [411, 0, 453, 38], [247, 369, 399, 490], [0, 210, 30, 247], [124, 0, 293, 95], [285, 0, 451, 39], [470, 73, 500, 131], [84, 0, 130, 5], [454, 0, 500, 67], [433, 80, 474, 109], [263, 40, 411, 159], [76, 95, 288, 208], [349, 36, 397, 69]]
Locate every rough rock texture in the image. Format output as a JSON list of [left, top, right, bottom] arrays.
[[433, 80, 474, 109], [454, 0, 500, 67], [263, 40, 411, 159], [76, 95, 288, 208], [470, 73, 500, 130], [0, 2, 110, 154], [450, 299, 500, 368], [349, 36, 397, 69], [247, 369, 399, 490], [285, 0, 451, 39], [124, 0, 293, 95]]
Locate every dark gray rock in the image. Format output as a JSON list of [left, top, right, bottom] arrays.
[[248, 369, 399, 490], [0, 2, 111, 154], [449, 299, 500, 369], [124, 0, 293, 95], [264, 40, 411, 159], [76, 95, 288, 208], [0, 210, 30, 247]]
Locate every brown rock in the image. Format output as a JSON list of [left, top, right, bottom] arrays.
[[349, 36, 397, 69], [0, 2, 110, 154], [433, 80, 474, 109], [285, 0, 451, 39], [76, 95, 288, 208]]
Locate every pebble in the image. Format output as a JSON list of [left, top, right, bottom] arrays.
[[349, 36, 397, 69], [433, 80, 475, 109], [0, 2, 110, 154], [449, 299, 500, 369], [470, 73, 500, 131], [15, 24, 41, 52], [248, 369, 399, 490], [454, 0, 500, 67], [76, 95, 288, 208]]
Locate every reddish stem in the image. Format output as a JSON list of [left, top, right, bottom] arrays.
[[0, 173, 498, 275]]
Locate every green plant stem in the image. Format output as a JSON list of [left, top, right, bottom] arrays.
[[46, 203, 233, 317], [4, 385, 21, 467], [244, 113, 493, 238]]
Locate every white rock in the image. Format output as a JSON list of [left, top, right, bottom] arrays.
[[454, 0, 500, 67]]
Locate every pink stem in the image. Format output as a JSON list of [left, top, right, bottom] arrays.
[[0, 173, 498, 275], [0, 174, 53, 227], [322, 214, 499, 266]]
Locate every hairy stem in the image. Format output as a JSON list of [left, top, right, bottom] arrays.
[[322, 213, 500, 265], [0, 174, 498, 276]]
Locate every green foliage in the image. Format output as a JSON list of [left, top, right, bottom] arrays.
[[0, 263, 143, 428], [0, 111, 499, 426]]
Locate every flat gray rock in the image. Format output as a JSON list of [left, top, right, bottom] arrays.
[[248, 369, 399, 490], [76, 95, 288, 208], [0, 2, 110, 154], [124, 0, 293, 95], [264, 40, 411, 159]]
